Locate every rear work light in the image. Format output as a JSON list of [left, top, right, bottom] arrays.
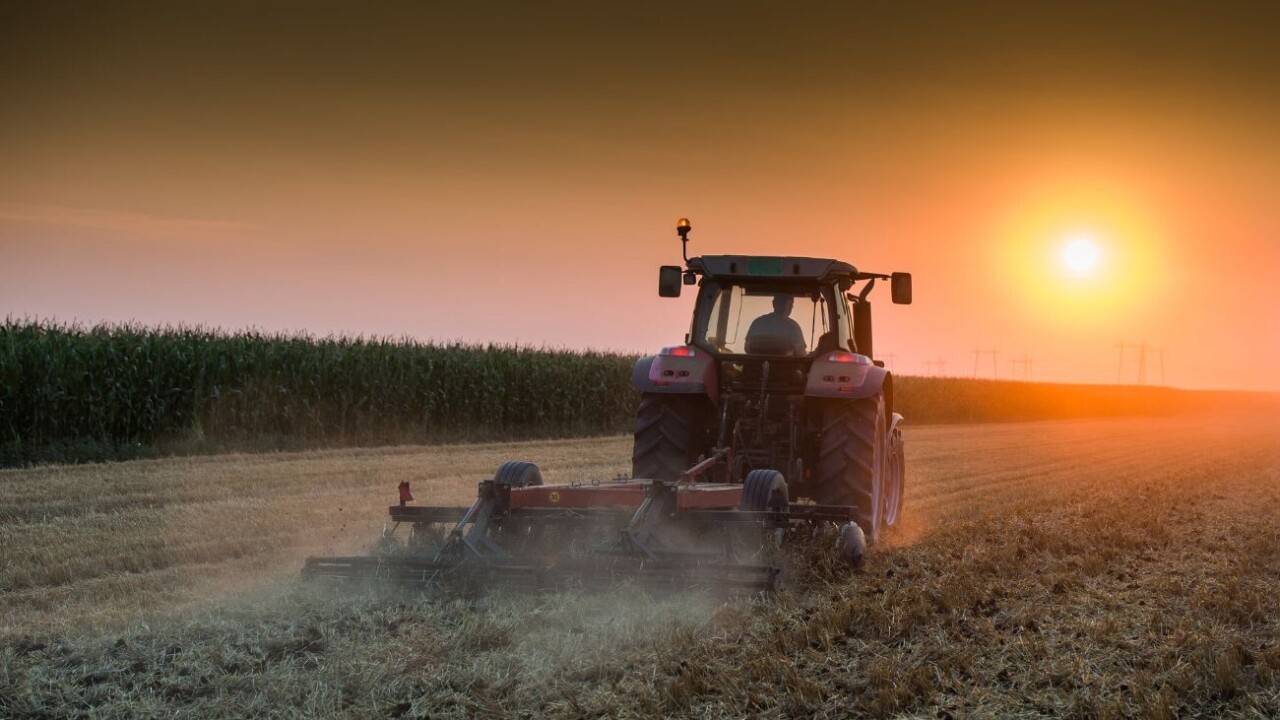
[[661, 346, 696, 357]]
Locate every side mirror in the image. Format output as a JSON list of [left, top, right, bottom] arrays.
[[891, 272, 913, 305], [658, 266, 683, 297]]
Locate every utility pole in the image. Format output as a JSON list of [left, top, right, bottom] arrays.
[[879, 352, 897, 372]]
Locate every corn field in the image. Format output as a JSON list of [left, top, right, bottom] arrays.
[[2, 319, 1265, 466], [0, 320, 638, 465]]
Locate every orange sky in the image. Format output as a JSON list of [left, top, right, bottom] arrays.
[[3, 3, 1278, 390]]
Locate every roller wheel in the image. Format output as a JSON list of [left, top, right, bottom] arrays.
[[740, 469, 789, 512], [632, 394, 710, 481], [813, 393, 886, 543], [494, 460, 543, 487], [836, 522, 868, 570]]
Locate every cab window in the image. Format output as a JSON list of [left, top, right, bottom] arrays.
[[694, 283, 835, 356]]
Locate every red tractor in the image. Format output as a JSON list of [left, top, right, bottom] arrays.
[[632, 218, 912, 551], [303, 219, 912, 592]]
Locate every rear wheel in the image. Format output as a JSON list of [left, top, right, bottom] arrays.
[[812, 394, 886, 543], [632, 394, 710, 481]]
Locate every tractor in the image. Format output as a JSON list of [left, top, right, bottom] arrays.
[[302, 218, 912, 591], [631, 218, 911, 547]]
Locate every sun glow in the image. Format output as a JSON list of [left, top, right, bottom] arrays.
[[991, 179, 1169, 331], [1060, 233, 1101, 276]]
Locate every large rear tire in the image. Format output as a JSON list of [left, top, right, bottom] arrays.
[[813, 394, 886, 543], [631, 394, 710, 481]]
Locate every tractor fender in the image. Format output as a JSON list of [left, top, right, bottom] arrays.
[[804, 354, 888, 400], [889, 412, 906, 459], [631, 353, 718, 404], [889, 412, 906, 442]]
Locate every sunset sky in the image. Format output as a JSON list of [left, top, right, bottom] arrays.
[[3, 2, 1278, 390]]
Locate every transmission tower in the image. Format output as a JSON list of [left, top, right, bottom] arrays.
[[1137, 341, 1148, 385], [1009, 353, 1034, 381], [1116, 341, 1154, 385], [972, 349, 999, 378], [879, 352, 897, 372]]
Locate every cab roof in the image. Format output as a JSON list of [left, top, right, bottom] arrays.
[[688, 255, 858, 283]]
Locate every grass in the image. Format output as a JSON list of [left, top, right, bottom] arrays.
[[2, 411, 1278, 717]]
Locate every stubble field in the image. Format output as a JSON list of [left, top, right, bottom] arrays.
[[2, 412, 1279, 718]]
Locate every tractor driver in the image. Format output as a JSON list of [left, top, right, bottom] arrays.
[[745, 294, 807, 356]]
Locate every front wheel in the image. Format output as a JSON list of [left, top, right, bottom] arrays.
[[881, 424, 905, 528]]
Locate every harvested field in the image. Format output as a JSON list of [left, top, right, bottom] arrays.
[[2, 412, 1279, 717]]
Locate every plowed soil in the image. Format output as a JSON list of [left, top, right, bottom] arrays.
[[3, 412, 1278, 718]]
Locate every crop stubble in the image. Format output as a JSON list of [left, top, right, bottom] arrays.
[[1, 413, 1278, 718]]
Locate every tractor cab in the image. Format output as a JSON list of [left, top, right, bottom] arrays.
[[689, 269, 853, 359]]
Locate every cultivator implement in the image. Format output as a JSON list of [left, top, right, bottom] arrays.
[[303, 457, 862, 594]]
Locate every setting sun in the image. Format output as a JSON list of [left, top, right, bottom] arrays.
[[1061, 233, 1102, 276]]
